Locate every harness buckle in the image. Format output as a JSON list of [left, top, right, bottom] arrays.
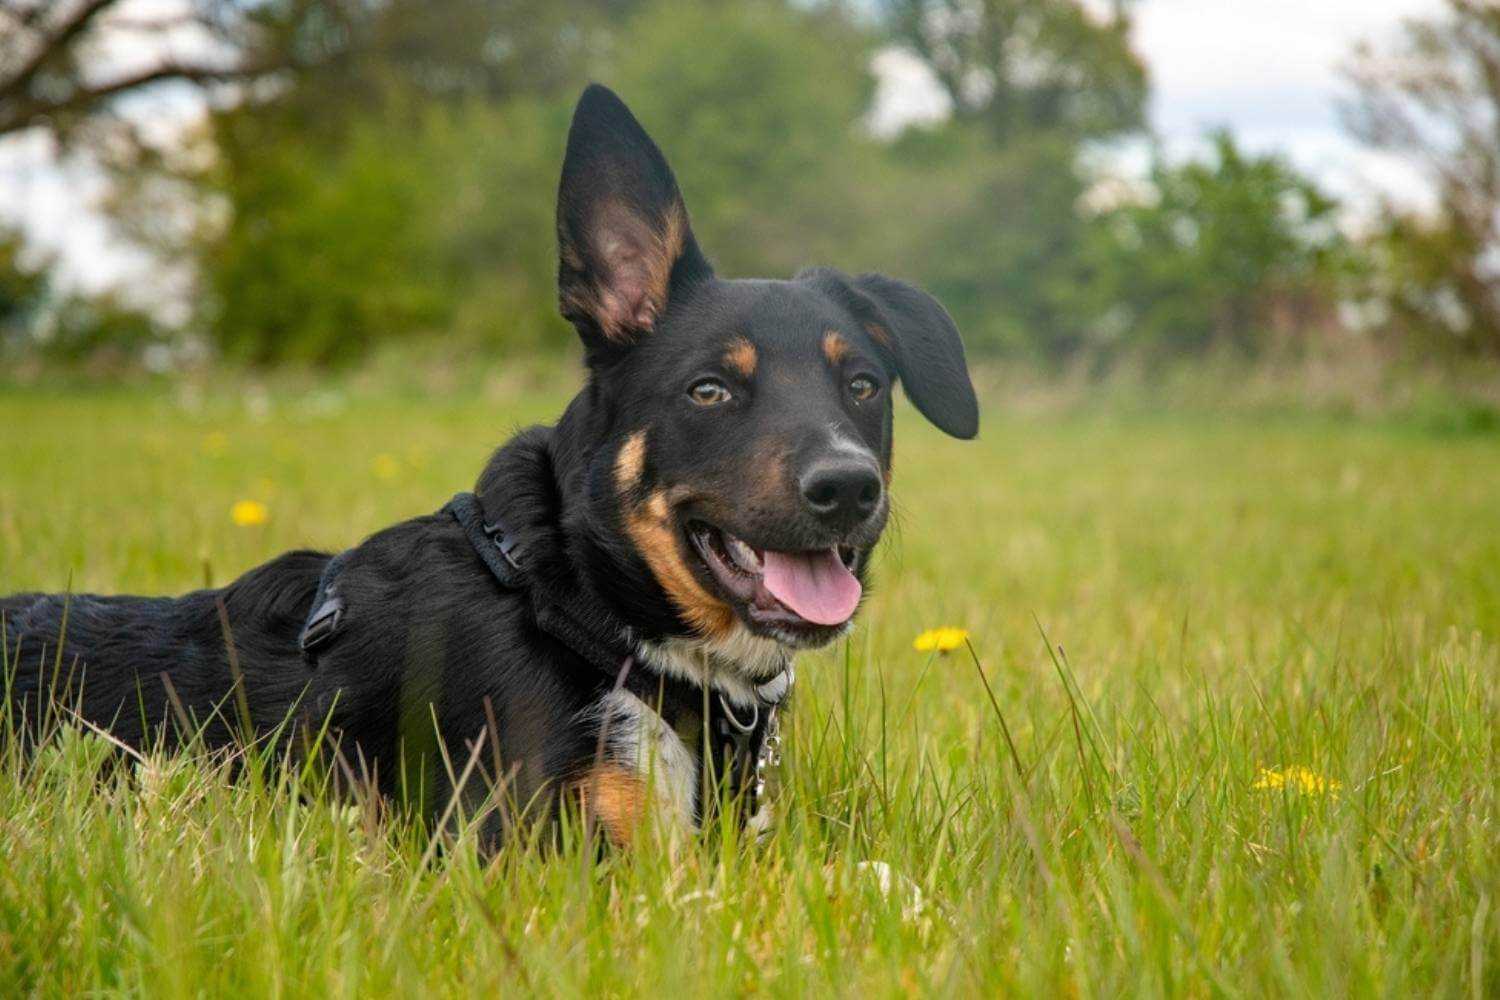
[[482, 520, 524, 570], [298, 596, 343, 653]]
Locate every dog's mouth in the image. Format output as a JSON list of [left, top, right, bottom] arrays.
[[686, 520, 862, 643]]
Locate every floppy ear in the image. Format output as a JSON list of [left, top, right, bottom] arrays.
[[799, 268, 979, 439], [556, 84, 712, 357]]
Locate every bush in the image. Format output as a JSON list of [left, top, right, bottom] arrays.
[[1079, 132, 1346, 360]]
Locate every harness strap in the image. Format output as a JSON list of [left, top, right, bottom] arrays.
[[295, 490, 794, 821], [446, 491, 524, 590]]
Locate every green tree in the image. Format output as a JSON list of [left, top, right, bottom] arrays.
[[0, 227, 49, 352], [1345, 0, 1500, 355], [865, 127, 1098, 359], [1081, 132, 1344, 359], [191, 0, 886, 362], [166, 0, 622, 363], [869, 0, 1150, 360], [606, 0, 878, 281], [881, 0, 1147, 143]]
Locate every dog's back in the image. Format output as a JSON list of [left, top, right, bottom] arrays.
[[3, 551, 328, 747]]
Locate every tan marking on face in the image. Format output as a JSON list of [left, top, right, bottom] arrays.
[[724, 336, 757, 378], [823, 330, 851, 365], [580, 763, 646, 847], [864, 322, 892, 349], [645, 491, 669, 522], [614, 429, 648, 495], [626, 488, 736, 641], [747, 437, 791, 507]]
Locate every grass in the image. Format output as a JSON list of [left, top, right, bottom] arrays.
[[1, 372, 1497, 996]]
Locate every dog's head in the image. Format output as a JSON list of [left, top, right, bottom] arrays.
[[556, 85, 977, 664]]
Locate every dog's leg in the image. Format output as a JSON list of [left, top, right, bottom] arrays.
[[581, 689, 696, 847]]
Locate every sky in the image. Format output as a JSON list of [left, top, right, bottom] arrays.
[[0, 0, 1451, 294]]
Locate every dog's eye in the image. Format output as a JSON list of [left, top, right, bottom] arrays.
[[688, 379, 732, 406], [848, 375, 880, 402]]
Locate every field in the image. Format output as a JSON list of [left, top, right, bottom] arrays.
[[1, 374, 1497, 996]]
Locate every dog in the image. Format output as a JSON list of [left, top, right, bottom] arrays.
[[2, 85, 977, 846]]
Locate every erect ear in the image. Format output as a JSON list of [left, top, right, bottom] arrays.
[[556, 84, 712, 356], [798, 268, 979, 439]]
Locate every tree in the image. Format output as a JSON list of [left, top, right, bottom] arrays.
[[175, 0, 877, 363], [606, 0, 877, 280], [880, 0, 1147, 143], [867, 0, 1149, 360], [0, 226, 49, 350], [1080, 132, 1344, 359], [1345, 0, 1500, 355], [0, 0, 610, 140], [0, 0, 285, 138]]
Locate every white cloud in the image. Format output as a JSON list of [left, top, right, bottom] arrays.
[[1132, 0, 1446, 212]]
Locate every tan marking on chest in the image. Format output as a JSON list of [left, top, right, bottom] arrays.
[[580, 763, 647, 847]]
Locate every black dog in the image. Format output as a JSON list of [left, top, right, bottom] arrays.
[[2, 85, 977, 845]]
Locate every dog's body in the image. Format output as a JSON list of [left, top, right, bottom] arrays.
[[2, 86, 977, 845]]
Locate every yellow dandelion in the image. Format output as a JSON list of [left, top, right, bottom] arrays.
[[1252, 765, 1340, 796], [203, 431, 229, 456], [230, 499, 269, 527], [913, 627, 970, 654], [371, 453, 401, 480]]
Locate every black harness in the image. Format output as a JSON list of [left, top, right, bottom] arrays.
[[298, 491, 792, 818]]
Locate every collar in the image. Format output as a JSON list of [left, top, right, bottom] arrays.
[[297, 440, 795, 820], [455, 429, 795, 814], [445, 488, 641, 678], [448, 485, 793, 816]]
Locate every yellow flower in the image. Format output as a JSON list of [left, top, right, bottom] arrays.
[[1252, 765, 1340, 796], [203, 431, 229, 456], [913, 627, 970, 654], [230, 499, 269, 527], [371, 453, 400, 480]]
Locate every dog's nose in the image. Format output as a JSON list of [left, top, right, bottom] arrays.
[[799, 459, 883, 527]]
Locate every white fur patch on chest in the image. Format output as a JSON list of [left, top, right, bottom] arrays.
[[637, 624, 789, 708], [595, 688, 698, 832]]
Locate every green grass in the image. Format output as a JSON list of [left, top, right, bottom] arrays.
[[1, 376, 1497, 996]]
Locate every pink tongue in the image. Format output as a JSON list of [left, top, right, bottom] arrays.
[[760, 549, 862, 626]]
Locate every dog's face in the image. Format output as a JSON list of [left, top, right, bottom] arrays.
[[556, 86, 977, 660]]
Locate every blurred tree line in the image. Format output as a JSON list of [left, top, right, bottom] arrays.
[[0, 0, 1496, 367]]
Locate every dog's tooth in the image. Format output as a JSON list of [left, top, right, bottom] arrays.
[[725, 534, 763, 573]]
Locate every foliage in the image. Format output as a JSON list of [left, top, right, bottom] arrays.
[[1080, 132, 1346, 360], [605, 0, 878, 281], [40, 293, 167, 363], [1, 382, 1496, 993], [4, 0, 1417, 370], [881, 0, 1147, 143], [185, 0, 890, 363], [866, 0, 1151, 361], [0, 228, 167, 365], [0, 226, 48, 350], [1345, 0, 1500, 355], [0, 0, 601, 139], [872, 126, 1100, 360]]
